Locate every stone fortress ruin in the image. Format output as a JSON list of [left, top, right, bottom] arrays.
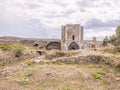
[[61, 24, 83, 51], [0, 24, 102, 51], [61, 24, 101, 51]]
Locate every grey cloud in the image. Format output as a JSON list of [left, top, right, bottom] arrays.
[[85, 18, 120, 29], [76, 0, 94, 7], [64, 10, 76, 15], [26, 3, 41, 9], [52, 0, 69, 7], [76, 0, 112, 12], [44, 8, 76, 19], [77, 0, 111, 7], [0, 19, 60, 39], [44, 10, 75, 18], [76, 0, 94, 12]]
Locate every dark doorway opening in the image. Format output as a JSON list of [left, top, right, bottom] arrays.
[[71, 47, 75, 50], [68, 42, 79, 50]]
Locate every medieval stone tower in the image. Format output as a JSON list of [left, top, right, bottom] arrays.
[[61, 24, 83, 51]]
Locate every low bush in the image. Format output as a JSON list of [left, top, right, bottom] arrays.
[[69, 51, 75, 56], [92, 73, 101, 79]]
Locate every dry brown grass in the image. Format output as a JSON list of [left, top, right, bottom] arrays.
[[45, 50, 67, 60], [0, 60, 120, 90]]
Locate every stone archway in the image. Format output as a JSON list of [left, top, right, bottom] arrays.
[[68, 42, 79, 50], [46, 42, 61, 50]]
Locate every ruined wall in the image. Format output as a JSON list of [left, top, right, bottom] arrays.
[[45, 42, 61, 50], [0, 37, 61, 50]]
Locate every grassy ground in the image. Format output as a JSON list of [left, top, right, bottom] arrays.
[[99, 47, 120, 55], [0, 43, 40, 67], [0, 59, 120, 90], [0, 46, 120, 90]]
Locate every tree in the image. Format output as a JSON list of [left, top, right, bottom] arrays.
[[109, 35, 117, 46], [116, 26, 120, 45], [102, 26, 120, 46], [116, 26, 120, 38], [102, 36, 109, 46]]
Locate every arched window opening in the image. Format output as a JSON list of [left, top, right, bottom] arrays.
[[72, 35, 75, 40]]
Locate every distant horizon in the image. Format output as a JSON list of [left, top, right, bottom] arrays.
[[0, 35, 103, 41]]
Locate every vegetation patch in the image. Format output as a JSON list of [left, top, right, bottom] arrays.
[[0, 44, 25, 51], [96, 70, 106, 75], [26, 61, 34, 66], [68, 51, 75, 56], [92, 73, 101, 79], [92, 70, 106, 79], [101, 47, 120, 54], [102, 80, 110, 84], [45, 50, 66, 59], [87, 64, 95, 68], [15, 71, 33, 85], [87, 64, 100, 68], [0, 62, 7, 67], [38, 88, 45, 90]]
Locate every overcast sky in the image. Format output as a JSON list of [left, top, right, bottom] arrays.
[[0, 0, 120, 40]]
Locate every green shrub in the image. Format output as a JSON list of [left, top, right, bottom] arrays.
[[92, 70, 106, 79], [69, 51, 75, 56], [92, 73, 101, 79]]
